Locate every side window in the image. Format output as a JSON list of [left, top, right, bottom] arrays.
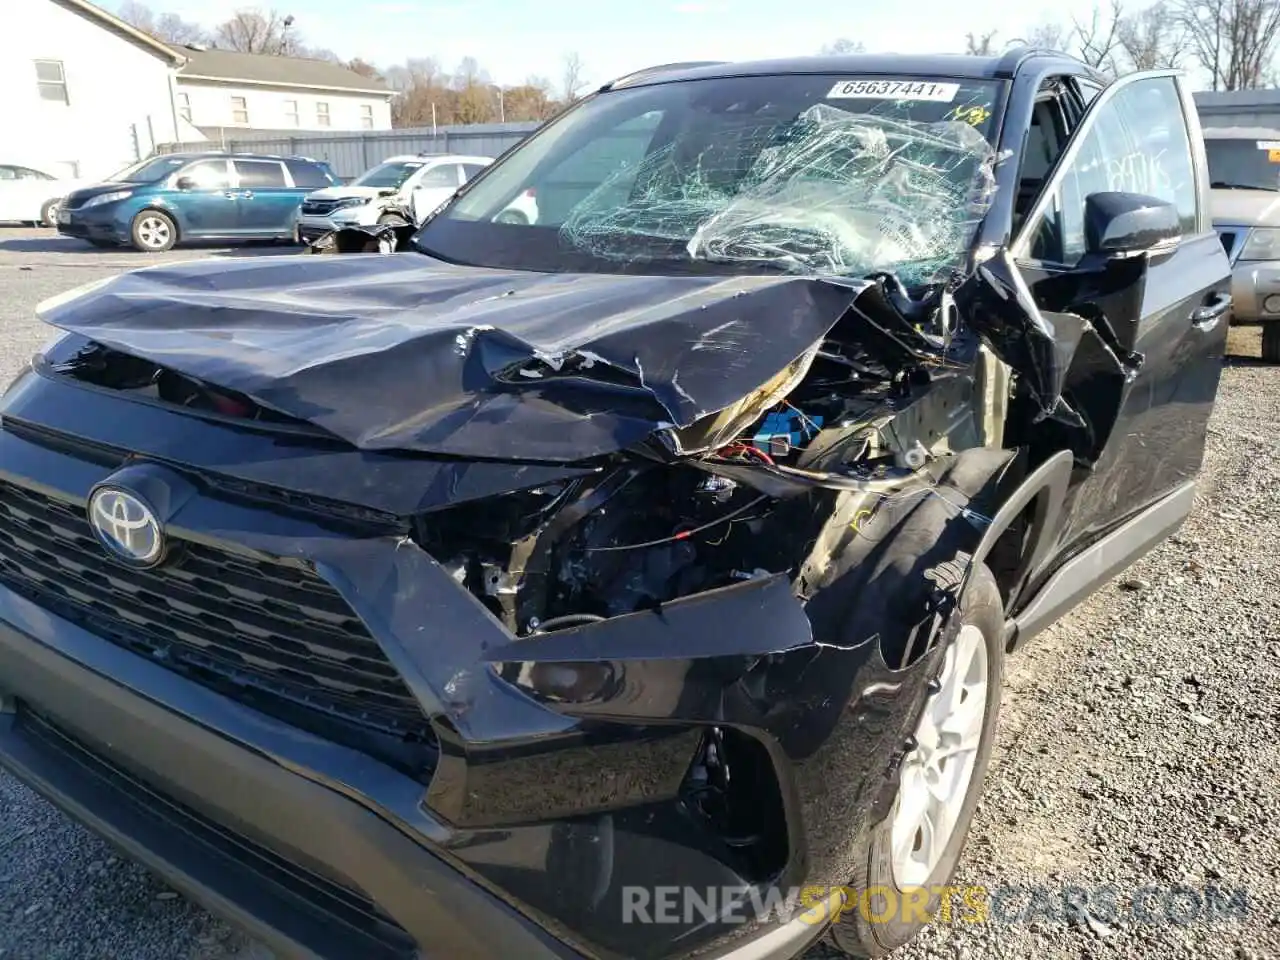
[[179, 159, 231, 189], [1013, 81, 1074, 230], [285, 160, 332, 188], [461, 163, 488, 181], [418, 164, 460, 188], [1076, 81, 1103, 106], [0, 166, 16, 181], [234, 160, 288, 188], [15, 167, 53, 180], [1029, 76, 1198, 265]]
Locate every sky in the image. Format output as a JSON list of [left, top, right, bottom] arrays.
[[133, 0, 1080, 89]]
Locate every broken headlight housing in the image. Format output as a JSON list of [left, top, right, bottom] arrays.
[[331, 197, 371, 211], [412, 468, 793, 635]]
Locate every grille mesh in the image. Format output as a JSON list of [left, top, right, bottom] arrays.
[[0, 480, 436, 765]]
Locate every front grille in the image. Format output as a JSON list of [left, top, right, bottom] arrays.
[[18, 708, 418, 960], [301, 198, 343, 215], [0, 480, 437, 777]]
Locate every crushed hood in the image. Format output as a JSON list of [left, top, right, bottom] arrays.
[[37, 254, 864, 462]]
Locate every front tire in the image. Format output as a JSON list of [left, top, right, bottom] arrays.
[[1263, 324, 1280, 363], [828, 561, 1004, 958], [130, 210, 177, 252], [40, 199, 61, 227]]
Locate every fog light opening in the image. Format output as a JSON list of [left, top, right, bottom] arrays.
[[681, 727, 789, 881]]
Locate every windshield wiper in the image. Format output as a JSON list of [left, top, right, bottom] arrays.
[[1212, 181, 1278, 191]]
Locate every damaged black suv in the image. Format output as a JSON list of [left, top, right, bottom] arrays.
[[0, 50, 1230, 960]]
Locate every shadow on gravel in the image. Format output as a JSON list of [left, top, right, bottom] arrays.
[[0, 236, 301, 257]]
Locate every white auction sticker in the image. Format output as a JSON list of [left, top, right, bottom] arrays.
[[1257, 140, 1280, 150], [826, 79, 960, 102]]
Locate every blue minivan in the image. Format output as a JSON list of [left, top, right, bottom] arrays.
[[57, 152, 338, 252]]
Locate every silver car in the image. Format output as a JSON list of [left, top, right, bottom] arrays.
[[1205, 127, 1280, 361]]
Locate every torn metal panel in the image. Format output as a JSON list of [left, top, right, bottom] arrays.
[[560, 106, 999, 285], [955, 248, 1147, 466], [954, 248, 1089, 424], [37, 256, 864, 462], [306, 221, 416, 255]]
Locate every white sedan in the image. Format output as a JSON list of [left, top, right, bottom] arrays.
[[0, 162, 91, 226]]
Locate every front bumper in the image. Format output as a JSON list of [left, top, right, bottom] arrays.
[[56, 205, 127, 244], [1227, 259, 1280, 323], [0, 612, 575, 960], [297, 213, 370, 244], [0, 365, 940, 960]]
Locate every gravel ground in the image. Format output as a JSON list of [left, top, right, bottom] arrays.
[[1, 227, 1277, 960]]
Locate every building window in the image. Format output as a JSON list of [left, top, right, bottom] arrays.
[[230, 95, 249, 125], [316, 101, 331, 127], [284, 99, 300, 126], [34, 60, 69, 104], [177, 92, 192, 123], [361, 104, 374, 129]]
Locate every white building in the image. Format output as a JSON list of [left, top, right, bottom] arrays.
[[174, 47, 394, 140], [4, 0, 196, 179], [4, 0, 393, 181]]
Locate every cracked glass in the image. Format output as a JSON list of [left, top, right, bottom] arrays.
[[417, 72, 1003, 283]]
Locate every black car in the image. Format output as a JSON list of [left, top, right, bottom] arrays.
[[0, 50, 1230, 960]]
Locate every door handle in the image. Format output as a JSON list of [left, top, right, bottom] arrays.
[[1191, 292, 1231, 325], [239, 190, 254, 199]]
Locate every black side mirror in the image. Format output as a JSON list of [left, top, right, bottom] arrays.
[[1085, 191, 1181, 256], [174, 176, 197, 190]]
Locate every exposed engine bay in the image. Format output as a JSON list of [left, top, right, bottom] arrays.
[[40, 252, 1032, 673]]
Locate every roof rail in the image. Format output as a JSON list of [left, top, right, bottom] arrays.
[[600, 61, 727, 91]]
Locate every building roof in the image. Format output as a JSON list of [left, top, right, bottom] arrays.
[[176, 47, 391, 96], [55, 0, 187, 65]]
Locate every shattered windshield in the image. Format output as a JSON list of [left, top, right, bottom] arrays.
[[1205, 138, 1280, 191], [417, 73, 1003, 283], [355, 160, 426, 188]]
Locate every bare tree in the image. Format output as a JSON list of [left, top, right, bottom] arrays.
[[1118, 1, 1187, 68], [348, 57, 382, 80], [1018, 21, 1070, 51], [561, 52, 587, 102], [821, 38, 866, 54], [1073, 0, 1126, 71], [965, 30, 999, 54], [155, 12, 209, 45], [118, 1, 157, 32], [118, 1, 209, 45], [214, 8, 290, 55], [1177, 0, 1280, 89]]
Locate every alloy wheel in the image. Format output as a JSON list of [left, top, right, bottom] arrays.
[[137, 216, 172, 250], [890, 622, 989, 888]]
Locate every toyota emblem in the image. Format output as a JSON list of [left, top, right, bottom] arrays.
[[87, 487, 166, 567]]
